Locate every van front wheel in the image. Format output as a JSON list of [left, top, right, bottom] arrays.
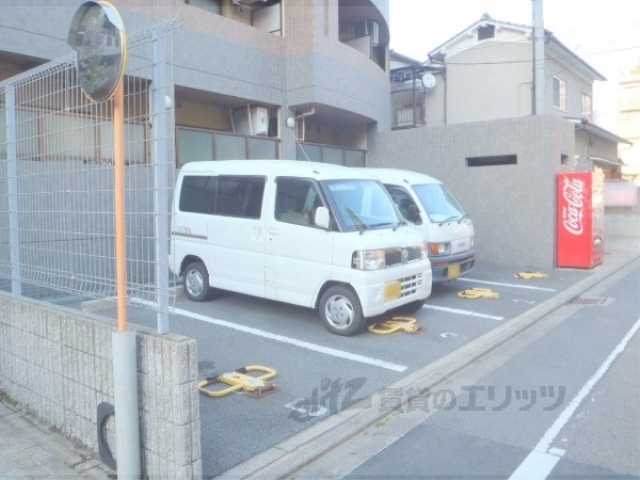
[[319, 286, 365, 336], [183, 261, 212, 302]]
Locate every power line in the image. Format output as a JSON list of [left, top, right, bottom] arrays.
[[438, 45, 640, 67]]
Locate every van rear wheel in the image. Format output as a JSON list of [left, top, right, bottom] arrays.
[[318, 286, 365, 336], [183, 261, 212, 302]]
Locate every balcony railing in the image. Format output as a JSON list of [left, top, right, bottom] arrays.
[[391, 88, 425, 129]]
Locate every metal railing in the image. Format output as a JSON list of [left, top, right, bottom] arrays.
[[391, 88, 426, 129]]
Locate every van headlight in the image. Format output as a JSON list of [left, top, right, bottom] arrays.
[[429, 242, 451, 256], [419, 241, 429, 259], [352, 249, 386, 270]]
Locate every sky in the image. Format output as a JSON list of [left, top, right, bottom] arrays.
[[389, 0, 640, 126], [389, 0, 640, 74]]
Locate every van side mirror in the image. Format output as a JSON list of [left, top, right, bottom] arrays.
[[314, 206, 330, 229]]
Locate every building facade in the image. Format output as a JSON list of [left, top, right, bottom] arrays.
[[384, 15, 631, 268], [1, 2, 633, 269], [390, 15, 629, 178], [0, 0, 392, 167], [618, 63, 640, 183]]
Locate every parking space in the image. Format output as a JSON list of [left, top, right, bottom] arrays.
[[111, 260, 592, 477], [2, 261, 593, 477]]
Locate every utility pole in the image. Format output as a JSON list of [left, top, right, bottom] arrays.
[[532, 0, 546, 114]]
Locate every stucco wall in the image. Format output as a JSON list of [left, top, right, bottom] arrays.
[[369, 115, 576, 269], [446, 42, 533, 124], [0, 293, 201, 478]]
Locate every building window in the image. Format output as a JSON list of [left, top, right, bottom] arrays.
[[582, 93, 592, 121], [186, 0, 222, 15], [351, 20, 379, 46], [296, 143, 366, 167], [176, 127, 278, 166], [477, 25, 495, 41], [466, 155, 517, 167], [553, 77, 567, 111]]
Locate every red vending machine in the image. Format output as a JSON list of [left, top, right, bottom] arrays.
[[557, 171, 605, 268]]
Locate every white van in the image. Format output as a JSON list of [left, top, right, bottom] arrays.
[[361, 168, 475, 282], [169, 160, 433, 336]]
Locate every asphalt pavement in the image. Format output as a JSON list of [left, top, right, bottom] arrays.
[[296, 251, 640, 479], [0, 249, 637, 479]]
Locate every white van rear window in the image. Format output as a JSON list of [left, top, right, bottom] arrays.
[[179, 175, 265, 219]]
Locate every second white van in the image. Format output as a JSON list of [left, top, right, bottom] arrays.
[[361, 168, 476, 282], [169, 160, 433, 336]]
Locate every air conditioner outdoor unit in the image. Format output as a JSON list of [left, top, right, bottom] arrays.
[[231, 105, 269, 135], [251, 106, 269, 136]]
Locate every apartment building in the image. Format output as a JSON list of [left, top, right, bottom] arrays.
[[0, 0, 391, 167], [1, 3, 632, 268]]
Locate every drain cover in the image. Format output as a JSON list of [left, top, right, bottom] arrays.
[[571, 296, 615, 306]]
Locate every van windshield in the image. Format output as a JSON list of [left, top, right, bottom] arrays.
[[322, 179, 401, 232], [413, 183, 467, 223]]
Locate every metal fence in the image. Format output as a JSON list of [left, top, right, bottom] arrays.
[[391, 87, 426, 129], [0, 19, 178, 332]]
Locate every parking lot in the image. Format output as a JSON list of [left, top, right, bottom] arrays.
[[104, 260, 592, 478]]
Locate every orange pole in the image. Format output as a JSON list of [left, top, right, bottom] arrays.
[[114, 83, 128, 332]]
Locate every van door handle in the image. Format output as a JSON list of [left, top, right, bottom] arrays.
[[268, 228, 279, 238]]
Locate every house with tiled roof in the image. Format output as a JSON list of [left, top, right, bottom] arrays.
[[390, 13, 629, 177]]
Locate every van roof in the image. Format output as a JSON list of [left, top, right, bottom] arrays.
[[356, 168, 442, 186], [179, 160, 377, 181]]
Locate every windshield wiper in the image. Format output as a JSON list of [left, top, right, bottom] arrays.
[[457, 214, 469, 224], [392, 220, 407, 231], [438, 216, 459, 225], [369, 221, 394, 230], [345, 208, 370, 234]]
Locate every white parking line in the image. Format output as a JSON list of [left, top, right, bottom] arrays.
[[170, 306, 408, 372], [508, 316, 640, 480], [423, 304, 504, 321], [457, 277, 557, 292]]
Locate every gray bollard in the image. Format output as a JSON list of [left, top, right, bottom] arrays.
[[112, 329, 141, 479]]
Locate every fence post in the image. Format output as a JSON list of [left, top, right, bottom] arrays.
[[6, 83, 21, 297], [153, 31, 171, 335]]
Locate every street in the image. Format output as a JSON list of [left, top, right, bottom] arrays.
[[292, 257, 640, 479], [103, 256, 623, 478]]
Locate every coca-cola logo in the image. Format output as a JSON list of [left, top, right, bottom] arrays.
[[561, 176, 584, 235]]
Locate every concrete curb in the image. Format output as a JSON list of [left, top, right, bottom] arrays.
[[218, 251, 640, 479]]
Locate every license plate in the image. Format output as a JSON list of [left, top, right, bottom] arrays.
[[447, 263, 461, 279], [385, 281, 402, 300]]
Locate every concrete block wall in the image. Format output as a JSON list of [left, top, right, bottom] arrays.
[[604, 207, 640, 252], [369, 115, 576, 269], [0, 292, 201, 478]]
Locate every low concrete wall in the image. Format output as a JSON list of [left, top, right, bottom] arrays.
[[0, 292, 201, 478], [605, 207, 640, 253]]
